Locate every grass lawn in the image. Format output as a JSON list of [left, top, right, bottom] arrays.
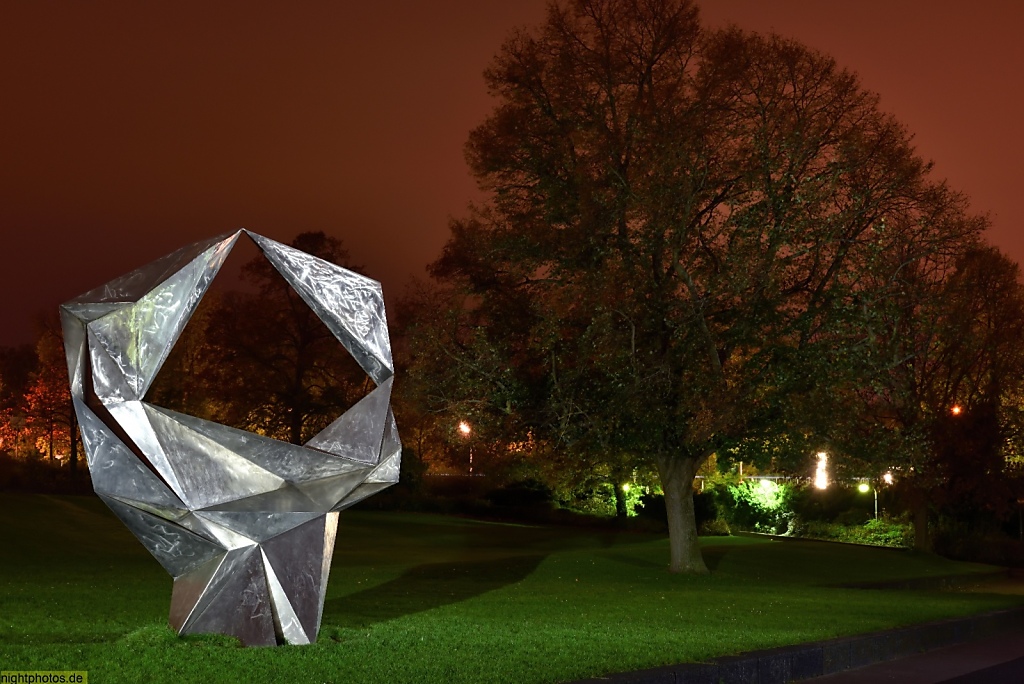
[[0, 493, 1021, 683]]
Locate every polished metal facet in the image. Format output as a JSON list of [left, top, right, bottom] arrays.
[[62, 230, 401, 646]]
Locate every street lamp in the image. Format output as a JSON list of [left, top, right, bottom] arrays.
[[857, 480, 878, 520], [458, 421, 473, 474]]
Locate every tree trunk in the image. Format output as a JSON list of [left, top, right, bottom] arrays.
[[912, 501, 931, 552], [289, 408, 303, 446], [656, 454, 708, 574], [613, 482, 627, 517]]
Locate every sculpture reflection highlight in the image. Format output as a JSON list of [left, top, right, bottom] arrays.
[[61, 230, 401, 646]]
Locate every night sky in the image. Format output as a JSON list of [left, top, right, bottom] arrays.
[[2, 1, 1022, 347]]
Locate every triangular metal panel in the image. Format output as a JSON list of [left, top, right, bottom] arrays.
[[66, 232, 240, 305], [379, 407, 402, 465], [88, 328, 138, 403], [59, 306, 88, 397], [331, 482, 394, 512], [75, 398, 187, 514], [194, 511, 323, 543], [144, 404, 370, 481], [134, 234, 238, 396], [304, 376, 393, 465], [61, 301, 131, 323], [246, 231, 393, 384], [259, 515, 333, 644], [316, 512, 339, 636], [364, 450, 401, 485], [176, 512, 227, 545], [144, 405, 285, 510], [262, 549, 310, 645], [175, 545, 256, 634], [295, 470, 370, 510], [99, 495, 225, 577], [183, 544, 276, 646], [169, 552, 227, 633], [84, 234, 238, 398], [190, 514, 259, 550], [108, 494, 188, 523], [105, 400, 185, 497], [198, 483, 322, 513]]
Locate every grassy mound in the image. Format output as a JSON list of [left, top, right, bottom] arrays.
[[0, 494, 1020, 683]]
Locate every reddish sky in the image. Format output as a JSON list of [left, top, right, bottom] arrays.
[[2, 1, 1022, 347]]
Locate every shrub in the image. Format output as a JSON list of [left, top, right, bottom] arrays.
[[717, 480, 794, 535], [699, 518, 731, 536], [485, 478, 553, 508], [693, 490, 718, 526], [798, 518, 911, 548], [789, 483, 872, 523], [636, 492, 666, 521]]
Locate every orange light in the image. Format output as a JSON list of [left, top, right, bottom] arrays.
[[814, 452, 829, 490], [458, 421, 471, 436], [951, 405, 962, 416]]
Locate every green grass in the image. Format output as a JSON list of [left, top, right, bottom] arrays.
[[0, 494, 1020, 683]]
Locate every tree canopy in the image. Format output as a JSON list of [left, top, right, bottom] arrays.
[[411, 0, 987, 572]]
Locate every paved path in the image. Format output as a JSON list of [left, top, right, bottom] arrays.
[[800, 627, 1024, 683], [575, 574, 1024, 684]]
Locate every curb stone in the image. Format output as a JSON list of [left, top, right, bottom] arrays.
[[570, 606, 1024, 684]]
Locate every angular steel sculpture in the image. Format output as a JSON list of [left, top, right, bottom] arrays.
[[61, 230, 400, 646]]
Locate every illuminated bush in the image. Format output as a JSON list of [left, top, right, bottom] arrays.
[[718, 479, 795, 534]]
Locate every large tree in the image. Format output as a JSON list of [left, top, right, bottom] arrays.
[[415, 0, 982, 572], [840, 246, 1024, 550]]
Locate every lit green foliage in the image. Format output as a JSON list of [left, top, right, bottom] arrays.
[[798, 518, 914, 548], [721, 480, 795, 535]]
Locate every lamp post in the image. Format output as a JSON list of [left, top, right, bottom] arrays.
[[458, 420, 473, 475], [859, 473, 894, 520], [858, 481, 878, 520]]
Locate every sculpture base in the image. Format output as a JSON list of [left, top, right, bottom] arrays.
[[168, 512, 338, 646]]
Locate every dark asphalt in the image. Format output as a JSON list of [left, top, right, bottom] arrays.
[[573, 606, 1024, 684], [800, 627, 1024, 683]]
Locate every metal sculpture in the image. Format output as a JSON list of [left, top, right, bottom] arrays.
[[61, 230, 400, 646]]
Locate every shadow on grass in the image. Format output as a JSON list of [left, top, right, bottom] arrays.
[[702, 545, 736, 571], [596, 543, 735, 572], [322, 554, 546, 629]]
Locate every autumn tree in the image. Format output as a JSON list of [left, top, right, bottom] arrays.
[[413, 0, 982, 572], [23, 320, 78, 472], [0, 344, 35, 457]]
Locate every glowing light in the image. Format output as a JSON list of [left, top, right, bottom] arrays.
[[759, 479, 774, 492], [858, 482, 870, 493], [883, 472, 894, 485], [621, 483, 631, 492], [814, 452, 829, 490], [951, 405, 962, 416], [458, 421, 471, 436]]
